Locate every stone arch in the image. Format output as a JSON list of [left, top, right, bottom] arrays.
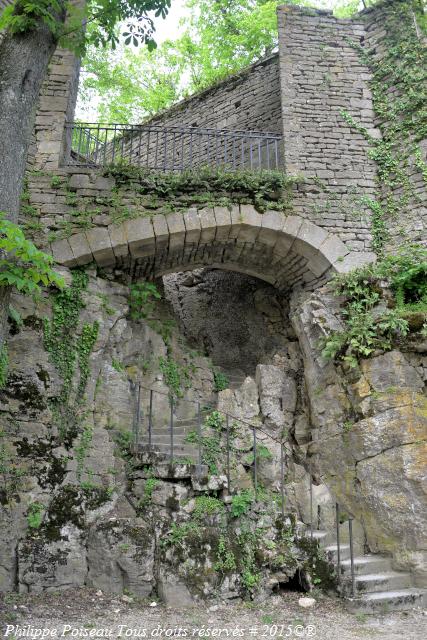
[[50, 205, 374, 290]]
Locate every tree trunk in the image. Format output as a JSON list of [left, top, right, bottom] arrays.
[[0, 13, 63, 351], [0, 23, 59, 222]]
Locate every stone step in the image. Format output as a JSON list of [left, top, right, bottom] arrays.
[[139, 442, 198, 452], [324, 544, 352, 562], [339, 555, 393, 576], [138, 450, 198, 463], [345, 589, 427, 614], [340, 572, 413, 596], [140, 434, 195, 442]]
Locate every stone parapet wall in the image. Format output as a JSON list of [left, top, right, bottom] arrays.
[[85, 55, 284, 172], [277, 5, 378, 253], [143, 54, 282, 134]]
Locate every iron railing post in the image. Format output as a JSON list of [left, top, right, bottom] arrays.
[[134, 382, 141, 451], [226, 415, 231, 493], [197, 402, 202, 472], [148, 389, 153, 450], [309, 463, 313, 540], [280, 442, 285, 518], [349, 517, 355, 597], [336, 503, 341, 585], [252, 426, 258, 500], [169, 396, 174, 463]]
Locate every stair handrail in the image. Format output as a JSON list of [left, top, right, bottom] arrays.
[[132, 382, 288, 506], [135, 382, 284, 445], [308, 466, 356, 597]]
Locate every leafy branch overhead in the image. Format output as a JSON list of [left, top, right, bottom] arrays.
[[0, 0, 172, 51]]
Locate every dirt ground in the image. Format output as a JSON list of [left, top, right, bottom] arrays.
[[1, 588, 426, 640]]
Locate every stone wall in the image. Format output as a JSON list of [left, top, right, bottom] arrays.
[[27, 47, 81, 171], [277, 5, 378, 254], [361, 0, 427, 248], [291, 286, 427, 586]]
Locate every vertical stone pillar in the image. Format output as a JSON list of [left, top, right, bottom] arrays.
[[29, 46, 81, 170], [277, 4, 379, 255]]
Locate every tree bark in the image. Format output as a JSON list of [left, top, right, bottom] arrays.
[[0, 10, 64, 350], [0, 21, 59, 222]]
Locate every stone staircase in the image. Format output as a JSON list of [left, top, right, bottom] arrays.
[[312, 529, 427, 613], [138, 417, 200, 462]]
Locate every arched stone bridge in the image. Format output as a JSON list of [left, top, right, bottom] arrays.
[[50, 205, 374, 290]]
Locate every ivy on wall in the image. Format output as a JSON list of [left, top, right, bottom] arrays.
[[342, 0, 427, 253], [43, 269, 99, 445]]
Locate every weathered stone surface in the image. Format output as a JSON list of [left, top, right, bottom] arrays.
[[18, 525, 87, 593], [157, 568, 195, 607], [85, 227, 115, 266], [291, 286, 427, 577], [87, 519, 155, 597]]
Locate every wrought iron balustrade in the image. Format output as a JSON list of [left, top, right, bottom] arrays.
[[65, 122, 283, 171]]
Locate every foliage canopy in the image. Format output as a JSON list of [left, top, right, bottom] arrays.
[[0, 0, 172, 51]]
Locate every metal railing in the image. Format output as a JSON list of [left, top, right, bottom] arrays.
[[132, 383, 288, 511], [309, 470, 357, 597], [65, 122, 283, 171]]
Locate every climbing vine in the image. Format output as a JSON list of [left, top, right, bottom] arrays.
[[43, 269, 99, 443]]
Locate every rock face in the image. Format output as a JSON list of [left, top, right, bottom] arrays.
[[291, 288, 427, 586], [0, 266, 425, 596]]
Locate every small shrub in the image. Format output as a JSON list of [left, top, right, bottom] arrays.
[[193, 495, 225, 520], [322, 244, 427, 366], [0, 213, 64, 296], [27, 501, 44, 529], [213, 371, 229, 392], [231, 490, 254, 518], [129, 281, 161, 321], [158, 356, 190, 398]]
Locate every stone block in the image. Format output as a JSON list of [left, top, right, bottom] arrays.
[[125, 217, 155, 258], [228, 205, 241, 240], [306, 251, 331, 277], [198, 208, 217, 244], [318, 234, 349, 265], [30, 192, 56, 205], [237, 204, 263, 242], [258, 210, 286, 246], [108, 223, 128, 259], [213, 206, 232, 241], [68, 233, 93, 266], [152, 214, 169, 249], [93, 176, 115, 191], [183, 208, 201, 245], [336, 251, 376, 274], [68, 174, 91, 190], [38, 96, 68, 112], [85, 227, 115, 266], [50, 238, 77, 267], [293, 220, 329, 261], [37, 140, 62, 155], [166, 212, 186, 250]]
